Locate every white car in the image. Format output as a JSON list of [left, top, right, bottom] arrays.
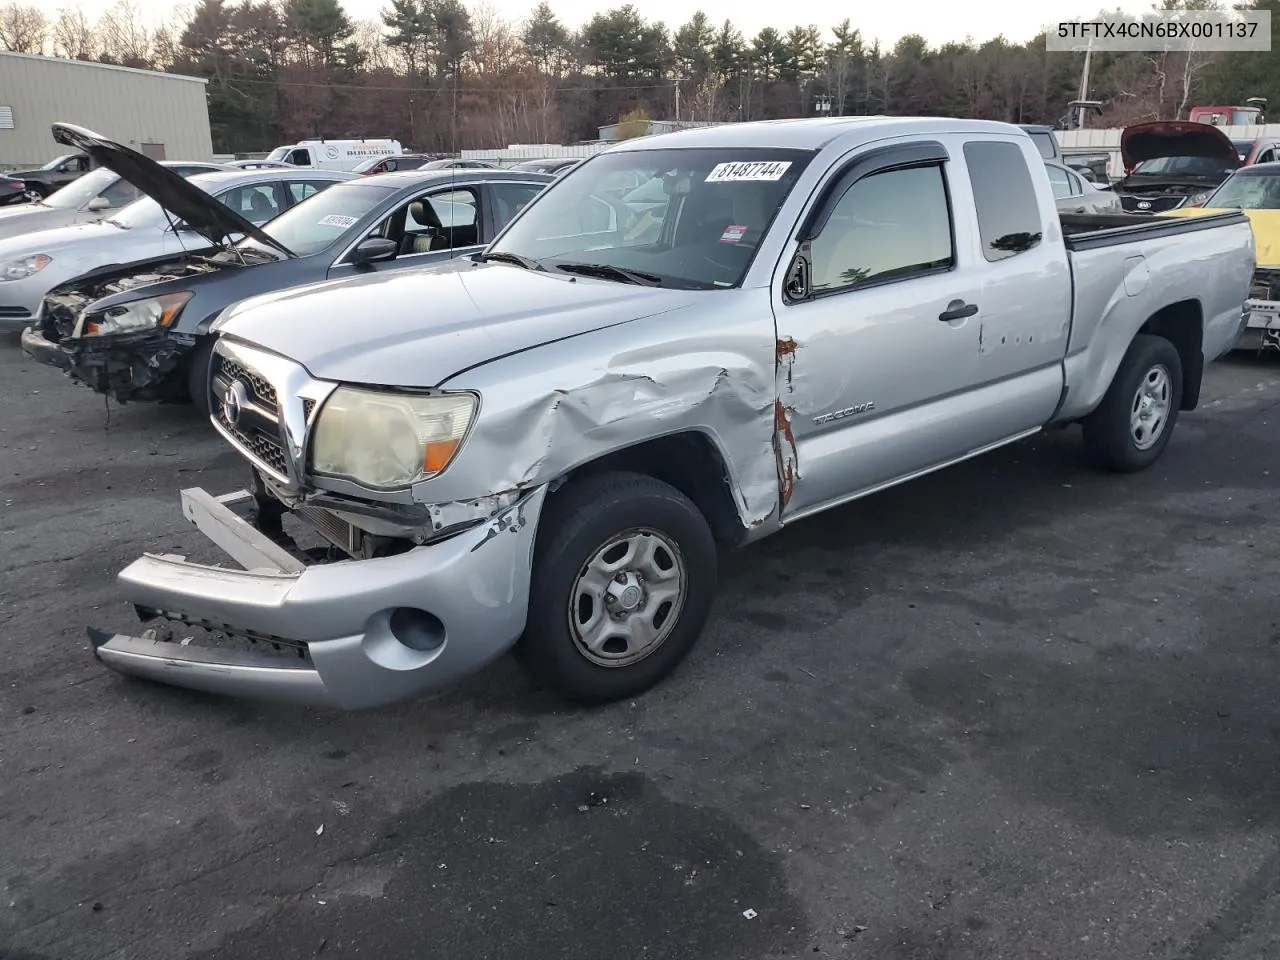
[[0, 168, 353, 330], [0, 161, 229, 243]]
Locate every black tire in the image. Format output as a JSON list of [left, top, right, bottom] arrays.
[[517, 470, 718, 705], [186, 336, 215, 417], [1082, 333, 1183, 473]]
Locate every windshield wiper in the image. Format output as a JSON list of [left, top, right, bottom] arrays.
[[104, 218, 128, 229], [478, 250, 544, 271], [552, 261, 663, 286]]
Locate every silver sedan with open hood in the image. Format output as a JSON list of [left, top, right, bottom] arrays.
[[1, 123, 351, 332]]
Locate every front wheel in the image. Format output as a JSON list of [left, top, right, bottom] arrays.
[[517, 471, 718, 705], [1082, 333, 1183, 472]]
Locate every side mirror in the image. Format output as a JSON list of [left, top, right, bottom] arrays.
[[350, 237, 397, 264], [87, 196, 110, 212]]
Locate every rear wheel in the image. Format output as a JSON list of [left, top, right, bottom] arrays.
[[517, 471, 718, 704], [1082, 333, 1183, 472]]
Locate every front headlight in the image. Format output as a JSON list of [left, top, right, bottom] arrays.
[[85, 291, 192, 336], [0, 254, 51, 281], [311, 386, 477, 490], [1182, 192, 1210, 208]]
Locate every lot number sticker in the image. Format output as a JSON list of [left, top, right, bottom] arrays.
[[705, 161, 792, 182], [319, 214, 358, 228]]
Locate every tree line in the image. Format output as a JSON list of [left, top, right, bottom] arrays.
[[0, 0, 1276, 154]]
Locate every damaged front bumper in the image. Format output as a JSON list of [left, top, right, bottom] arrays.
[[22, 324, 192, 401], [93, 483, 547, 709], [20, 325, 70, 371], [61, 328, 192, 401]]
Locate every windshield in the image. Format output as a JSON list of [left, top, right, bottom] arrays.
[[1132, 155, 1235, 178], [40, 167, 121, 209], [487, 147, 813, 289], [105, 193, 177, 229], [1029, 131, 1057, 159], [265, 147, 290, 162], [237, 182, 394, 257], [41, 154, 73, 171], [1204, 172, 1280, 209]]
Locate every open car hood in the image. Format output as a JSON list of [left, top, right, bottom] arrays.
[[51, 122, 295, 258], [1120, 121, 1241, 171]]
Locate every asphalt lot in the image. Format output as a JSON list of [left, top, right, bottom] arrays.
[[4, 330, 1280, 960]]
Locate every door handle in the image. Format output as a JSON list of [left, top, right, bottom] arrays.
[[938, 300, 979, 322]]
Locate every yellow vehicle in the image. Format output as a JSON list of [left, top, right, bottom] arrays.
[[1162, 162, 1280, 351]]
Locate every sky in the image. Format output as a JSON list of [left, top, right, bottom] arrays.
[[47, 0, 1159, 49]]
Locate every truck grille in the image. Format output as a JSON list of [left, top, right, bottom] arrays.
[[210, 349, 289, 480]]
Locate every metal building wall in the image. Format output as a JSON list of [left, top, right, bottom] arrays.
[[0, 51, 212, 168]]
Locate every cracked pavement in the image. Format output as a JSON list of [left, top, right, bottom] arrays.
[[5, 331, 1280, 959]]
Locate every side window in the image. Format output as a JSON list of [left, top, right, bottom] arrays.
[[1258, 148, 1277, 164], [963, 141, 1044, 262], [808, 164, 954, 293], [376, 186, 480, 256], [491, 182, 544, 232], [288, 180, 325, 203], [221, 183, 282, 222], [382, 159, 398, 172], [98, 177, 140, 208], [67, 156, 87, 173], [1046, 164, 1073, 199], [288, 148, 312, 167]]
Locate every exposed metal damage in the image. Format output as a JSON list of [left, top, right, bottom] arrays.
[[772, 337, 800, 508]]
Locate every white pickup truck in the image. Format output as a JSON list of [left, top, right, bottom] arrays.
[[88, 117, 1256, 709]]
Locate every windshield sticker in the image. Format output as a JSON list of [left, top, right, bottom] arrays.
[[319, 214, 358, 228], [720, 224, 748, 243], [705, 161, 792, 183]]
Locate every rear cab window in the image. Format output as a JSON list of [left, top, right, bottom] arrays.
[[962, 140, 1045, 261]]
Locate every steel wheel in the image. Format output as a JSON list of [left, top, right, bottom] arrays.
[[567, 527, 687, 668], [1130, 362, 1172, 451]]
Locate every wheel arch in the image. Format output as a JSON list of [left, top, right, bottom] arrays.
[[545, 431, 750, 549], [1138, 299, 1203, 410]]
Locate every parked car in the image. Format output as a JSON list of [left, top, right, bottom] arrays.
[[225, 159, 297, 170], [84, 116, 1256, 710], [510, 158, 583, 176], [1160, 161, 1280, 351], [1045, 160, 1123, 214], [0, 159, 229, 242], [22, 124, 553, 411], [1063, 152, 1113, 184], [1, 152, 351, 332], [419, 158, 500, 170], [352, 153, 437, 174], [0, 172, 31, 206], [1113, 120, 1240, 213], [3, 152, 94, 199], [1019, 123, 1062, 163]]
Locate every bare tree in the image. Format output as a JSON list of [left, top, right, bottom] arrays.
[[52, 6, 96, 60], [97, 0, 152, 66], [0, 2, 48, 53]]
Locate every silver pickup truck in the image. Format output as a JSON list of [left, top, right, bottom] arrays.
[[89, 117, 1256, 709]]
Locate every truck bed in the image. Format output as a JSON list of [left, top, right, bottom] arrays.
[[1060, 210, 1249, 250]]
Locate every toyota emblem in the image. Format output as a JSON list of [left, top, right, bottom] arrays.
[[223, 379, 249, 427]]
